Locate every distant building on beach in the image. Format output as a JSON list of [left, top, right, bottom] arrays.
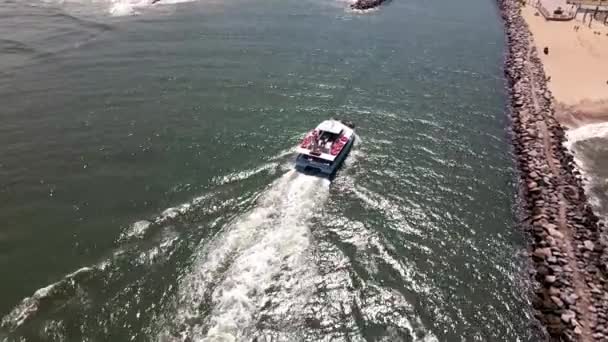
[[534, 0, 578, 20]]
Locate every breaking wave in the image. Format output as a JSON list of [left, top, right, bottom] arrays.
[[565, 122, 608, 148], [565, 122, 608, 220]]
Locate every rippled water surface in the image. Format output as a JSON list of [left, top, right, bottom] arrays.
[[0, 0, 539, 340]]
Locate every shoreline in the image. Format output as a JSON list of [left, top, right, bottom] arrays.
[[498, 0, 608, 340]]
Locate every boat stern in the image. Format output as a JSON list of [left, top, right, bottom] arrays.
[[295, 154, 336, 175]]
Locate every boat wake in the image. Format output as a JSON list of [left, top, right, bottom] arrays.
[[0, 133, 442, 341], [0, 160, 284, 339], [158, 170, 330, 341]]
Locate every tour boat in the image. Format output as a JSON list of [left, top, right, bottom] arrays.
[[295, 119, 355, 175]]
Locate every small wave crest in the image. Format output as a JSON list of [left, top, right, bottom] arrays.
[[0, 267, 98, 331]]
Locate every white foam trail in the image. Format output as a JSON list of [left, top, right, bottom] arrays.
[[210, 147, 298, 186], [169, 170, 330, 341], [270, 146, 298, 161], [211, 162, 279, 186], [120, 220, 152, 240]]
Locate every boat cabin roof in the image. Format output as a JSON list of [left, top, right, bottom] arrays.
[[317, 120, 343, 135]]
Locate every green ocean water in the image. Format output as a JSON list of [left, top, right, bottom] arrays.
[[0, 0, 541, 340]]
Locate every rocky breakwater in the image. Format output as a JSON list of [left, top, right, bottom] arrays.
[[499, 0, 608, 340], [350, 0, 387, 10]]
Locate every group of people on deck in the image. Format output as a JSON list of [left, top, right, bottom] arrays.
[[311, 130, 334, 154]]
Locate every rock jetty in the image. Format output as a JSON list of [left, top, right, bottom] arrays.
[[350, 0, 387, 10], [499, 0, 608, 340]]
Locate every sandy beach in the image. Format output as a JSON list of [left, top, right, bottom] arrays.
[[522, 3, 608, 126]]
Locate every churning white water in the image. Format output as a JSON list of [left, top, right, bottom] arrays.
[[167, 170, 330, 341]]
